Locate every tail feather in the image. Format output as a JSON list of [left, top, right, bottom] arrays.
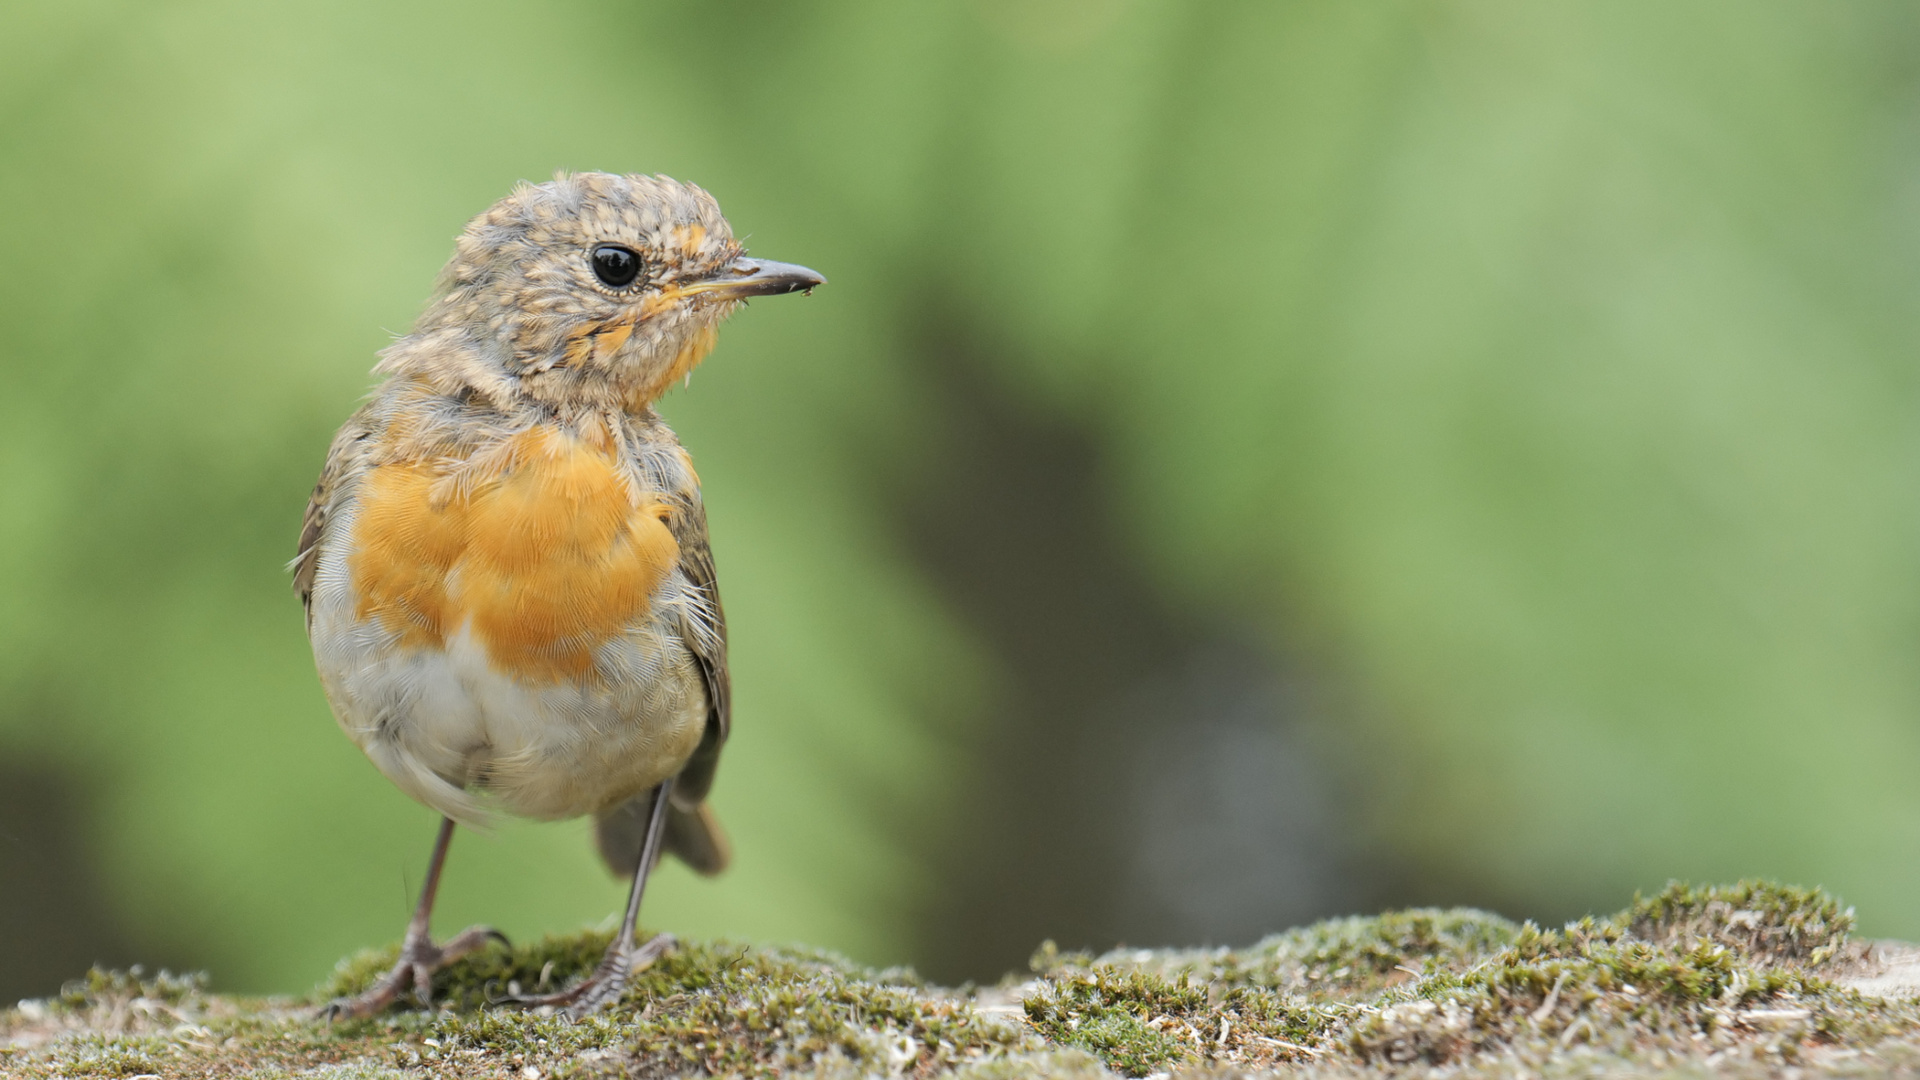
[[594, 796, 730, 878], [664, 802, 731, 875]]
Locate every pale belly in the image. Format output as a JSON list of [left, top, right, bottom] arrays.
[[308, 575, 708, 825]]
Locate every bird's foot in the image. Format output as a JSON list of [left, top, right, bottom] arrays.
[[321, 924, 508, 1019], [506, 932, 675, 1019]]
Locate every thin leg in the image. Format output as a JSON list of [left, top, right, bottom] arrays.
[[323, 817, 507, 1018], [510, 779, 677, 1017]]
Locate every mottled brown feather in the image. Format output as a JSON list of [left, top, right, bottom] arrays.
[[295, 417, 371, 629], [668, 500, 730, 765], [294, 483, 324, 627]]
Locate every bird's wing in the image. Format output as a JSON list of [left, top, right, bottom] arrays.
[[595, 487, 733, 878], [293, 418, 371, 630], [667, 493, 732, 870], [669, 493, 731, 787]]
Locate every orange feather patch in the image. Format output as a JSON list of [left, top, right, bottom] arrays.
[[626, 323, 719, 411], [348, 426, 679, 683]]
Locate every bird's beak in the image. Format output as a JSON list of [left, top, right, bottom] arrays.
[[681, 257, 826, 301]]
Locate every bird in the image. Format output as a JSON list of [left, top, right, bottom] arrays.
[[292, 171, 823, 1018]]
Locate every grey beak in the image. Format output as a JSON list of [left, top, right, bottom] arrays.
[[686, 257, 826, 300]]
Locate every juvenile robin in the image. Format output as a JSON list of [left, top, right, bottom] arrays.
[[293, 172, 823, 1018]]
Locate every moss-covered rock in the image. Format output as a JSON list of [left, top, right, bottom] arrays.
[[5, 881, 1919, 1079]]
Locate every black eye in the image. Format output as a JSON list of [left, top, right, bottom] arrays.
[[591, 244, 642, 288]]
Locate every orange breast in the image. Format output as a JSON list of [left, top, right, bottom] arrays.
[[348, 426, 679, 683]]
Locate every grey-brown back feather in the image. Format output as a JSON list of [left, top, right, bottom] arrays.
[[294, 416, 372, 630], [669, 505, 729, 745]]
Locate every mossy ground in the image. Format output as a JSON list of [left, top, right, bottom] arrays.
[[7, 882, 1920, 1079]]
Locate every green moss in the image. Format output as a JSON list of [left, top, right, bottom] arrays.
[[1018, 881, 1920, 1077], [944, 1048, 1115, 1080], [1344, 935, 1827, 1066], [1619, 879, 1855, 966], [1023, 968, 1205, 1075], [1022, 965, 1337, 1076], [26, 1033, 176, 1078], [1233, 907, 1519, 996], [322, 935, 1033, 1079], [1055, 907, 1521, 1000], [8, 880, 1920, 1079], [318, 927, 616, 1011], [616, 956, 1025, 1078], [54, 964, 210, 1014], [1308, 880, 1866, 1069]]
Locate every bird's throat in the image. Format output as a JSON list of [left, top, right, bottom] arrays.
[[624, 324, 719, 412]]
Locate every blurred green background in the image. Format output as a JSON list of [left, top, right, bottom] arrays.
[[5, 0, 1920, 999]]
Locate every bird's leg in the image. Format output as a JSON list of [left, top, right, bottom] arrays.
[[323, 817, 507, 1019], [509, 779, 676, 1018]]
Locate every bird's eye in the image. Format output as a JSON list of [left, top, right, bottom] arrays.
[[590, 244, 642, 288]]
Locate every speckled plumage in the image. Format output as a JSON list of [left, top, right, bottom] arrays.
[[295, 172, 821, 1017]]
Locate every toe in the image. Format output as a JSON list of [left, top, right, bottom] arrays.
[[411, 965, 436, 1006], [439, 924, 509, 963], [633, 932, 676, 966], [322, 990, 386, 1021]]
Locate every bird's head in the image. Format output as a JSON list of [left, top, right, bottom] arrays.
[[416, 171, 822, 411]]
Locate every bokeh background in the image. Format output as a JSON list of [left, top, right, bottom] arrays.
[[5, 0, 1920, 1000]]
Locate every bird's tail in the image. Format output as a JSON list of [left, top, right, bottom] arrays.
[[594, 793, 731, 878]]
